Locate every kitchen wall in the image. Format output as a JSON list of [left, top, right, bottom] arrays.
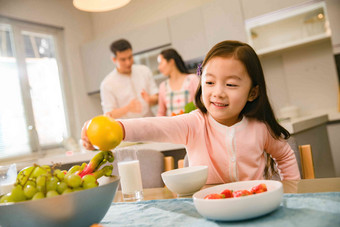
[[262, 40, 338, 118]]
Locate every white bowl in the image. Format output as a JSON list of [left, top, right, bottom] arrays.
[[193, 180, 283, 221], [0, 176, 119, 227], [161, 166, 208, 196]]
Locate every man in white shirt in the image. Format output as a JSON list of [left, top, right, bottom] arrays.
[[100, 39, 158, 119]]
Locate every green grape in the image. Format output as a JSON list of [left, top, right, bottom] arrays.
[[67, 165, 81, 175], [23, 184, 37, 199], [16, 166, 36, 187], [32, 166, 50, 178], [62, 188, 73, 194], [36, 175, 47, 194], [41, 165, 51, 173], [82, 174, 97, 184], [46, 190, 59, 198], [0, 193, 14, 203], [46, 177, 59, 191], [32, 192, 45, 200], [25, 179, 36, 188], [11, 185, 26, 202], [66, 174, 82, 188], [54, 169, 66, 181], [36, 175, 47, 187], [82, 174, 98, 189], [83, 181, 98, 189], [73, 187, 83, 192], [56, 181, 68, 194], [31, 166, 52, 178]]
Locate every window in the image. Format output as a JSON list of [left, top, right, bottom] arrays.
[[0, 18, 69, 159]]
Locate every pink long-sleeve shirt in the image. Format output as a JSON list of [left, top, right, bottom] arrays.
[[121, 110, 300, 184]]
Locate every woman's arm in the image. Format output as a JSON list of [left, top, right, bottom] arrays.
[[157, 82, 167, 116]]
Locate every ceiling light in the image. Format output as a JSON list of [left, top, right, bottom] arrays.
[[73, 0, 131, 12]]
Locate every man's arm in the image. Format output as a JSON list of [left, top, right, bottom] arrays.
[[105, 98, 142, 119], [141, 89, 158, 106]]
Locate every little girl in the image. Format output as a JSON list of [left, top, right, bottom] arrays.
[[82, 40, 300, 184], [157, 48, 199, 116]]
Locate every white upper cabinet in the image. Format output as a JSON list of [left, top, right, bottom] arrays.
[[325, 0, 340, 54], [201, 0, 247, 49], [123, 19, 171, 54], [168, 7, 209, 61], [245, 1, 331, 56]]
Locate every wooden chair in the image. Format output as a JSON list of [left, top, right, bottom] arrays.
[[298, 144, 315, 179], [178, 159, 184, 169], [164, 156, 174, 172]]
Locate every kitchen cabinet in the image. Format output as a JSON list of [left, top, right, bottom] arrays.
[[168, 7, 209, 61], [241, 0, 306, 20], [325, 0, 340, 54], [133, 44, 171, 86], [201, 0, 247, 48], [245, 1, 331, 56], [122, 19, 171, 54], [292, 123, 336, 178], [80, 19, 171, 94], [281, 114, 336, 178], [327, 121, 340, 177]]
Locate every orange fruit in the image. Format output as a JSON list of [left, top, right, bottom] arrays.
[[86, 115, 123, 151]]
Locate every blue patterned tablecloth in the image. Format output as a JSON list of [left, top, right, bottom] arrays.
[[101, 192, 340, 227]]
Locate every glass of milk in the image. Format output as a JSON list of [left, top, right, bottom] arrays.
[[116, 147, 143, 201]]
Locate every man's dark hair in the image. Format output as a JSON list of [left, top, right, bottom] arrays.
[[110, 39, 132, 56]]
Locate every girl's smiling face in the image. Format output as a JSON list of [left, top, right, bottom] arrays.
[[201, 57, 257, 126]]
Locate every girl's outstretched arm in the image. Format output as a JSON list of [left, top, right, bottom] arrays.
[[120, 110, 201, 145]]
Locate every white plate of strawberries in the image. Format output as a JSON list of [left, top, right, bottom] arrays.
[[192, 180, 283, 221]]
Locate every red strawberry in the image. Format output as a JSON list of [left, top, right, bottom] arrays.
[[251, 184, 268, 194], [232, 190, 251, 198], [204, 193, 225, 199], [221, 189, 233, 198]]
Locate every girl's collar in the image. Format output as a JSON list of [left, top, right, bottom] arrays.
[[208, 114, 248, 131]]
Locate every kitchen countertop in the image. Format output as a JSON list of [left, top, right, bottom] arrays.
[[279, 113, 329, 134]]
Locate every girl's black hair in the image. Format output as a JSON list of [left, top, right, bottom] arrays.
[[194, 40, 290, 179], [160, 48, 189, 74]]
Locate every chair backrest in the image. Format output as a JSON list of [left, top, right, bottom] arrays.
[[287, 137, 302, 178], [112, 149, 165, 188], [164, 156, 175, 172], [298, 144, 315, 179]]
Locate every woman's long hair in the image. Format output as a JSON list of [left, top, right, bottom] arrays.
[[195, 40, 290, 179], [160, 48, 189, 74]]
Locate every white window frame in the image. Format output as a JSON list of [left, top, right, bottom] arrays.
[[0, 16, 74, 157]]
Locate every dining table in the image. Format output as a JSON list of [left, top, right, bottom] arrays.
[[100, 178, 340, 226]]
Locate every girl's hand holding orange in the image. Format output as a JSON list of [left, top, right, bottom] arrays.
[[81, 115, 124, 151]]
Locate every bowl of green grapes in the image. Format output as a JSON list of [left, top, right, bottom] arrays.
[[0, 151, 119, 227]]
